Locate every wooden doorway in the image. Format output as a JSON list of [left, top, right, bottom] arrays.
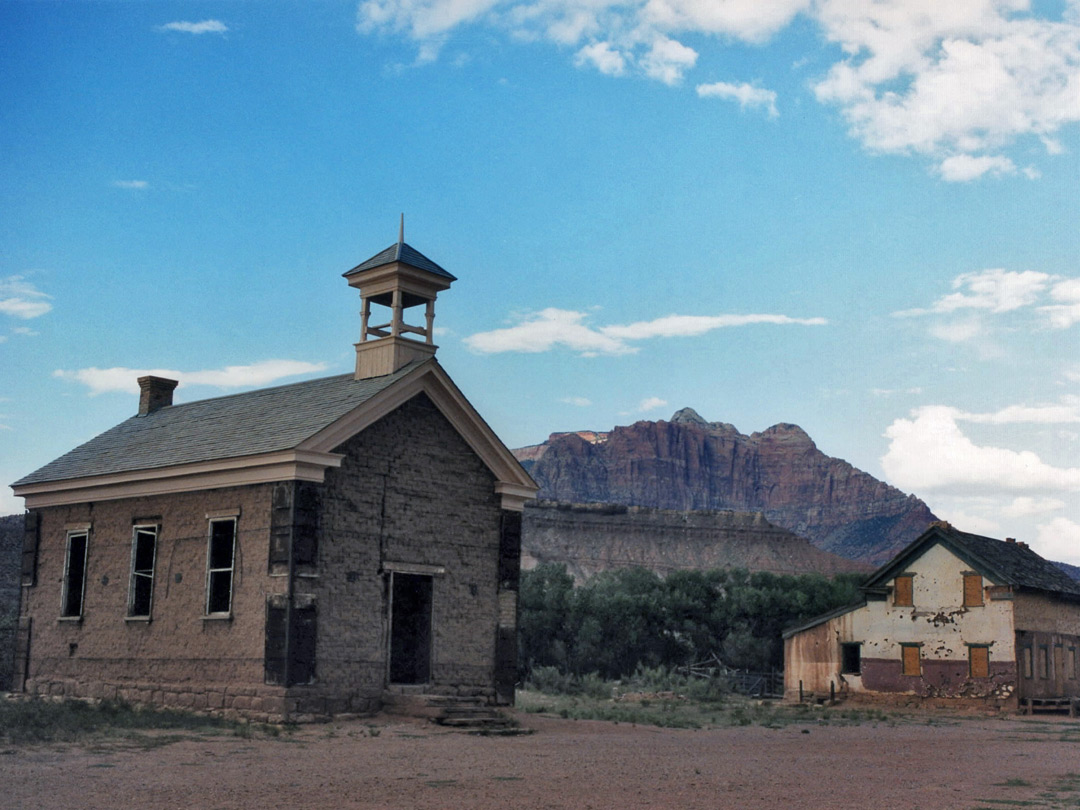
[[389, 573, 433, 685]]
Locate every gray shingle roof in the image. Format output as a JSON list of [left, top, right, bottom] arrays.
[[344, 242, 456, 281], [14, 361, 426, 487], [867, 523, 1080, 598]]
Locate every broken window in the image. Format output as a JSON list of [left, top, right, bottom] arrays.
[[61, 531, 89, 618], [1022, 646, 1033, 679], [205, 518, 237, 615], [901, 643, 921, 676], [968, 645, 990, 678], [127, 525, 158, 618], [894, 574, 914, 607], [962, 573, 983, 607], [841, 643, 861, 675]]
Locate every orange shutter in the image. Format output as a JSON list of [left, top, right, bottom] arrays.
[[963, 574, 983, 607], [969, 646, 989, 678], [894, 575, 913, 607], [902, 645, 921, 676]]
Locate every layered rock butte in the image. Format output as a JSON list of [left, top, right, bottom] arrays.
[[514, 408, 938, 567]]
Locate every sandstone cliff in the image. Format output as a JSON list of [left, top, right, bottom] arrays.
[[515, 408, 938, 565], [523, 500, 872, 581]]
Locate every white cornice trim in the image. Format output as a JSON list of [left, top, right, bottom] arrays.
[[13, 450, 345, 509]]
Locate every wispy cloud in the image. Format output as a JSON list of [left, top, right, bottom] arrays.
[[113, 180, 149, 190], [638, 396, 668, 412], [894, 269, 1080, 340], [560, 396, 592, 407], [355, 1, 1080, 179], [53, 360, 328, 395], [697, 81, 778, 118], [464, 307, 826, 356], [0, 275, 52, 320], [158, 20, 228, 35]]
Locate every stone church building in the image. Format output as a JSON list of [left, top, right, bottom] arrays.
[[11, 232, 537, 721]]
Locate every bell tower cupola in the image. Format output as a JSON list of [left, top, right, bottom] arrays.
[[343, 216, 457, 379]]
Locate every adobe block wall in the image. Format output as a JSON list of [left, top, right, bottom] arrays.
[[19, 484, 288, 720], [287, 392, 502, 716]]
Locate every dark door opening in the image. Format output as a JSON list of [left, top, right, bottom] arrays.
[[389, 573, 433, 685]]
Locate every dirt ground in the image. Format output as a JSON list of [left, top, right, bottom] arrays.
[[3, 708, 1080, 810]]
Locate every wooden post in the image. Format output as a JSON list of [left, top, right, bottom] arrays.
[[830, 680, 835, 704], [799, 680, 803, 703]]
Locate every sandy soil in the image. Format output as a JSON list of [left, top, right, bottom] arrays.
[[3, 709, 1078, 809]]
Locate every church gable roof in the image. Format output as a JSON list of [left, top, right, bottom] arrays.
[[14, 361, 423, 487]]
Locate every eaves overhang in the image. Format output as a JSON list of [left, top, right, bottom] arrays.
[[12, 449, 346, 509]]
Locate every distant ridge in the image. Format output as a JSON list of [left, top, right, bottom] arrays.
[[514, 408, 939, 565], [523, 500, 872, 581]]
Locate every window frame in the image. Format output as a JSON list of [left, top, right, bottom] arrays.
[[900, 643, 922, 677], [1022, 646, 1033, 679], [962, 573, 984, 607], [894, 573, 914, 607], [840, 642, 862, 675], [1039, 644, 1051, 680], [205, 517, 238, 618], [60, 529, 90, 620], [968, 644, 990, 678], [126, 524, 158, 620]]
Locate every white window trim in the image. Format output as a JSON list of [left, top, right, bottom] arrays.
[[204, 516, 237, 618], [127, 524, 158, 619], [60, 529, 90, 620]]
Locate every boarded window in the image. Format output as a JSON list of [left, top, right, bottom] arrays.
[[127, 525, 157, 618], [963, 573, 983, 607], [1039, 645, 1051, 679], [894, 574, 914, 607], [1069, 647, 1078, 680], [841, 643, 861, 675], [969, 645, 990, 678], [268, 482, 320, 569], [61, 531, 89, 618], [901, 644, 921, 676], [1022, 646, 1033, 679], [206, 518, 237, 615]]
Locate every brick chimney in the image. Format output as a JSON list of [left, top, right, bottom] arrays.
[[137, 376, 178, 416]]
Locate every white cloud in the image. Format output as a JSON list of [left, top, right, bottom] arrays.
[[958, 403, 1080, 425], [1003, 496, 1066, 518], [53, 360, 328, 395], [113, 180, 149, 190], [464, 307, 827, 355], [937, 154, 1016, 182], [355, 1, 1080, 177], [640, 36, 698, 85], [871, 387, 923, 397], [158, 20, 229, 35], [560, 396, 593, 406], [1035, 517, 1080, 564], [933, 508, 1001, 537], [10, 326, 37, 336], [882, 405, 1080, 494], [0, 275, 52, 320], [575, 42, 626, 76], [927, 318, 985, 343], [1042, 278, 1080, 328], [638, 396, 668, 411], [696, 80, 778, 117]]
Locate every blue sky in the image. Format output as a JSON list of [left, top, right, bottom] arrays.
[[2, 1, 1079, 562]]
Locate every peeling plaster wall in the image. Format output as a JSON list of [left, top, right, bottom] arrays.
[[786, 542, 1016, 702]]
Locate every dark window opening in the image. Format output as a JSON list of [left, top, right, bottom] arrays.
[[206, 518, 236, 615], [841, 643, 861, 675], [389, 573, 433, 685], [62, 532, 88, 618], [264, 603, 317, 686], [128, 526, 157, 617], [1023, 646, 1033, 679]]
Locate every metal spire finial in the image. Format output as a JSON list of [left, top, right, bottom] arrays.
[[398, 213, 404, 246]]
